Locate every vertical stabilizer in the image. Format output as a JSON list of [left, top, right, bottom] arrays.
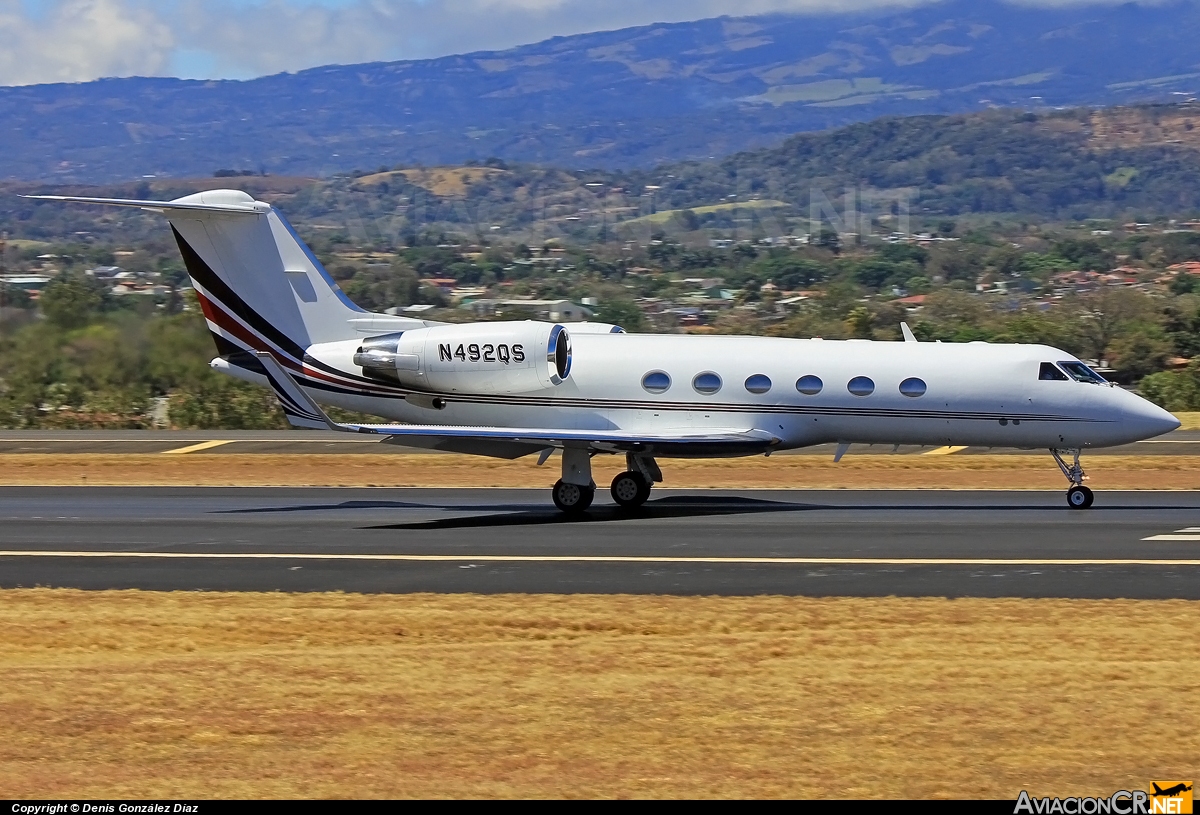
[[165, 190, 365, 363], [24, 189, 432, 369]]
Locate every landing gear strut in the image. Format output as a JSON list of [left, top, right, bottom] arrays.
[[1051, 448, 1094, 509]]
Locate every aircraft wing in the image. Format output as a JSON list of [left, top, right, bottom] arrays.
[[254, 351, 779, 459]]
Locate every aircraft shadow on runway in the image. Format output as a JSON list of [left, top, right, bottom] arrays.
[[363, 496, 813, 530], [218, 499, 510, 514], [216, 496, 1200, 530]]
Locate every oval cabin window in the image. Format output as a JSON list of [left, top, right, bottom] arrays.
[[847, 376, 875, 397], [796, 375, 823, 395], [692, 372, 722, 395], [642, 371, 671, 394], [899, 377, 927, 397], [744, 374, 772, 394]]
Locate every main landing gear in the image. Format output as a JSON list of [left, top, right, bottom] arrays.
[[552, 479, 594, 513], [550, 449, 661, 515], [1051, 448, 1094, 509], [610, 453, 661, 510]]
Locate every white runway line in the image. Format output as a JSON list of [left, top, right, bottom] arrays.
[[0, 551, 1198, 566], [1142, 527, 1200, 541]]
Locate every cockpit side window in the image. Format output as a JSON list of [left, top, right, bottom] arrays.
[[1059, 361, 1107, 384], [1039, 362, 1069, 381]]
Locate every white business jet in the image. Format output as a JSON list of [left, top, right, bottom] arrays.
[[31, 189, 1181, 513]]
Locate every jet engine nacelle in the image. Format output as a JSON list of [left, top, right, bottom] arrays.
[[311, 320, 573, 395]]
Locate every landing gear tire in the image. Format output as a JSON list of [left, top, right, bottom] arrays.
[[553, 479, 595, 515], [610, 471, 651, 509], [1067, 485, 1094, 510]]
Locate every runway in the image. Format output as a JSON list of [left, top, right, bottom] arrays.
[[1, 429, 1198, 455], [1, 487, 1198, 598]]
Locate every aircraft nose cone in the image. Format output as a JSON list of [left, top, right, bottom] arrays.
[[1125, 397, 1181, 440]]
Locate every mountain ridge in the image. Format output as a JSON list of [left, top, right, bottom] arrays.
[[4, 1, 1200, 182]]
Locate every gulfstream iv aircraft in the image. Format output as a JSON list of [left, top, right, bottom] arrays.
[[32, 190, 1181, 513]]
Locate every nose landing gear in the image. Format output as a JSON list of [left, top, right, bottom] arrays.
[[1051, 448, 1094, 509]]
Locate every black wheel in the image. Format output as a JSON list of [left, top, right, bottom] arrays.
[[553, 479, 595, 514], [1066, 485, 1094, 509], [610, 471, 651, 508]]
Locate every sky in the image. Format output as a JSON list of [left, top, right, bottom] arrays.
[[0, 0, 1161, 87]]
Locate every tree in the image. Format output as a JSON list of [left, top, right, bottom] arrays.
[[844, 306, 873, 339], [813, 228, 840, 254], [593, 297, 646, 332], [1141, 363, 1200, 411], [1106, 327, 1172, 381], [40, 273, 104, 329], [1070, 288, 1155, 361]]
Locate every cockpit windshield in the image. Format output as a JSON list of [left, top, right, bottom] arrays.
[[1039, 362, 1068, 381], [1059, 361, 1108, 385]]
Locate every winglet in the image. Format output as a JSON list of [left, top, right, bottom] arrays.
[[901, 322, 918, 343], [254, 352, 345, 431]]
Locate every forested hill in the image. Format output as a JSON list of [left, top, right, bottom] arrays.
[[8, 104, 1200, 245], [5, 1, 1200, 182], [643, 105, 1200, 219]]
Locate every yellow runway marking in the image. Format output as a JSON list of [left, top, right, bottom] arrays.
[[160, 440, 233, 454], [0, 551, 1198, 566], [923, 446, 969, 456]]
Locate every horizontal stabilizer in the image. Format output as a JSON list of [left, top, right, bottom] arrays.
[[254, 352, 779, 457], [23, 193, 265, 215]]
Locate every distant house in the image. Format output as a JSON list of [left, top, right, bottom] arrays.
[[419, 278, 458, 292], [0, 274, 52, 292], [464, 299, 594, 322]]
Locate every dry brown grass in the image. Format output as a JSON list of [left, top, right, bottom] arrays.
[[2, 453, 1199, 490], [353, 167, 508, 197], [0, 590, 1196, 798], [1175, 412, 1200, 430]]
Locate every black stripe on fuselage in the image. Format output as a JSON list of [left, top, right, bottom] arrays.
[[173, 225, 309, 362]]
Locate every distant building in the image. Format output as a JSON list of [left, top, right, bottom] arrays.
[[0, 274, 53, 292], [464, 299, 594, 322]]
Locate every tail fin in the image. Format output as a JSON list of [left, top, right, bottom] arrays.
[[27, 189, 423, 368], [164, 190, 366, 360]]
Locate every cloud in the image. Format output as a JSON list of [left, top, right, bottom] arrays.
[[0, 0, 174, 85], [0, 0, 1170, 86]]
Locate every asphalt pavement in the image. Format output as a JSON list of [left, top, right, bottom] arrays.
[[1, 487, 1197, 598]]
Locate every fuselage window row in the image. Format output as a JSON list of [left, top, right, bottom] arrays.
[[643, 371, 931, 399]]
